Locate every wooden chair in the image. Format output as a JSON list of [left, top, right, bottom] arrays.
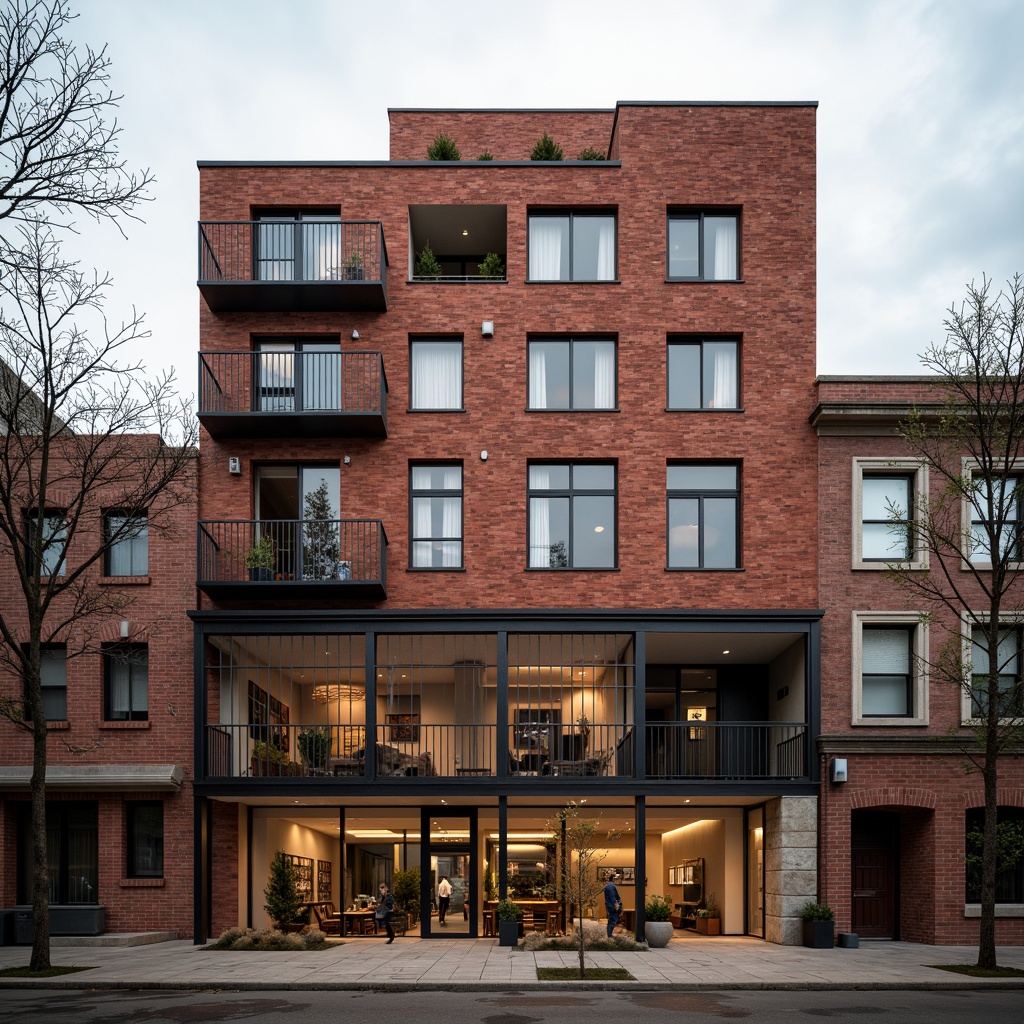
[[545, 909, 560, 936], [483, 909, 496, 937], [391, 911, 408, 936], [311, 902, 340, 936]]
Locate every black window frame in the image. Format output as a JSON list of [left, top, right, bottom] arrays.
[[966, 806, 1024, 904], [103, 642, 149, 722], [860, 624, 914, 718], [860, 473, 914, 562], [970, 624, 1024, 719], [104, 510, 149, 576], [527, 209, 618, 283], [253, 208, 342, 283], [16, 801, 99, 904], [666, 336, 741, 411], [408, 462, 464, 570], [970, 473, 1022, 564], [408, 337, 464, 412], [666, 210, 740, 281], [527, 461, 617, 570], [126, 800, 164, 879], [252, 335, 343, 414], [666, 463, 741, 570], [526, 336, 618, 411], [22, 643, 68, 721], [27, 508, 67, 578]]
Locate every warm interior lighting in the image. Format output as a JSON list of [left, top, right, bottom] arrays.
[[488, 832, 555, 841], [311, 684, 366, 703], [347, 829, 422, 840]]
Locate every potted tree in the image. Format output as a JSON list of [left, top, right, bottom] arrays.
[[264, 850, 302, 931], [391, 867, 420, 926], [495, 897, 522, 947], [245, 534, 275, 581], [297, 728, 330, 773], [643, 893, 674, 948], [343, 251, 364, 281], [414, 243, 442, 279], [251, 740, 291, 776], [694, 891, 721, 935], [800, 901, 835, 948], [477, 252, 505, 279]]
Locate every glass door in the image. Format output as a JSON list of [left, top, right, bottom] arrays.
[[420, 808, 477, 938]]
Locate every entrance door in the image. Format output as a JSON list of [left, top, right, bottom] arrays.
[[851, 811, 898, 938], [420, 808, 477, 937]]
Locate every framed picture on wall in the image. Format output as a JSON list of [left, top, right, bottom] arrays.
[[285, 854, 313, 900], [317, 859, 332, 901], [620, 866, 635, 884], [386, 713, 420, 743], [514, 708, 560, 750]]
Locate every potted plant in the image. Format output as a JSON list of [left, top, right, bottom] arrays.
[[414, 243, 442, 279], [343, 251, 364, 281], [477, 252, 505, 279], [264, 850, 302, 930], [251, 739, 290, 776], [495, 897, 522, 947], [643, 893, 674, 948], [800, 900, 835, 948], [695, 891, 721, 935], [297, 727, 330, 772], [391, 867, 421, 925], [245, 534, 275, 581]]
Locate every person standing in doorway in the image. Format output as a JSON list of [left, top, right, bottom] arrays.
[[437, 875, 453, 924], [377, 882, 396, 943], [603, 870, 622, 938]]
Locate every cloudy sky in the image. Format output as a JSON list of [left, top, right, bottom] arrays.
[[56, 0, 1024, 400]]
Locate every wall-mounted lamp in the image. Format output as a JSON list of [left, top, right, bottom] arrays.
[[830, 757, 848, 784], [352, 330, 360, 341], [480, 451, 488, 461], [343, 455, 351, 465], [228, 457, 241, 475], [481, 321, 494, 338]]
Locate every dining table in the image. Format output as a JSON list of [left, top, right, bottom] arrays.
[[342, 908, 378, 935]]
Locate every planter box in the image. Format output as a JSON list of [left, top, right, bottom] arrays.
[[695, 917, 720, 935], [498, 919, 520, 947], [802, 919, 835, 948], [247, 567, 274, 581], [14, 905, 105, 943]]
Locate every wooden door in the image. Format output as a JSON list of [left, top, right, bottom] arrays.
[[851, 811, 897, 938]]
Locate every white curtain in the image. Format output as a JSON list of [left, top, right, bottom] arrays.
[[412, 343, 461, 409], [109, 658, 131, 718], [712, 346, 738, 408], [529, 346, 548, 408], [594, 343, 615, 408], [529, 220, 562, 280], [596, 219, 615, 280], [441, 466, 461, 567], [712, 221, 737, 280], [529, 468, 551, 567]]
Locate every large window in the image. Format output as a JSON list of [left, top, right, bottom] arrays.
[[667, 338, 738, 410], [528, 212, 616, 282], [970, 624, 1023, 719], [410, 339, 463, 411], [29, 511, 66, 577], [852, 612, 928, 725], [969, 473, 1021, 564], [25, 645, 67, 721], [966, 807, 1024, 904], [256, 211, 341, 282], [528, 463, 616, 569], [105, 513, 149, 576], [127, 802, 164, 878], [410, 464, 463, 569], [668, 212, 739, 280], [17, 801, 98, 904], [667, 464, 739, 569], [104, 643, 149, 721], [528, 338, 616, 410], [256, 338, 341, 412], [861, 475, 913, 561]]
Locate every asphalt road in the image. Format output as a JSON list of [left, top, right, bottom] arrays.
[[2, 988, 1023, 1024]]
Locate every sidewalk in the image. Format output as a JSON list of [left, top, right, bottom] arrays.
[[2, 932, 1024, 991]]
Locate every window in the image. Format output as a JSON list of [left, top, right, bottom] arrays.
[[410, 464, 463, 568], [104, 643, 148, 721], [668, 212, 739, 280], [667, 464, 739, 569], [667, 338, 739, 410], [966, 807, 1024, 905], [127, 802, 164, 878], [528, 338, 616, 410], [24, 645, 67, 721], [969, 625, 1023, 719], [852, 459, 927, 570], [16, 802, 98, 904], [410, 339, 462, 411], [256, 338, 341, 412], [29, 511, 66, 577], [105, 513, 148, 576], [969, 473, 1021, 564], [255, 211, 341, 282], [852, 612, 928, 725], [528, 212, 616, 282], [528, 463, 615, 569]]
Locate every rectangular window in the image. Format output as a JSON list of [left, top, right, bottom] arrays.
[[667, 338, 739, 410], [861, 475, 913, 561], [17, 802, 99, 904], [667, 464, 739, 569], [410, 339, 463, 411], [861, 626, 913, 716], [528, 212, 616, 282], [970, 474, 1021, 564], [255, 211, 342, 282], [29, 645, 68, 721], [410, 464, 463, 569], [966, 807, 1024, 904], [528, 463, 615, 569], [256, 338, 342, 412], [29, 511, 67, 577], [127, 802, 164, 878], [668, 212, 739, 280], [970, 625, 1023, 718], [104, 643, 149, 721], [105, 513, 149, 576], [528, 338, 616, 410]]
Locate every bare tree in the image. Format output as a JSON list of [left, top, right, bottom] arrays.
[[0, 218, 196, 971], [887, 275, 1024, 970], [0, 0, 152, 231]]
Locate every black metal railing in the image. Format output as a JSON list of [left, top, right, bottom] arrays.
[[198, 220, 386, 284], [644, 722, 808, 780], [198, 350, 386, 420], [506, 722, 629, 778], [197, 519, 386, 588], [205, 723, 368, 779], [373, 724, 497, 778]]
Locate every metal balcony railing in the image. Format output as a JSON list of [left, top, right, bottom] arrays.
[[197, 518, 387, 599], [198, 350, 387, 438], [644, 722, 808, 780], [205, 724, 368, 779], [373, 724, 497, 778], [198, 220, 388, 312], [506, 722, 630, 778]]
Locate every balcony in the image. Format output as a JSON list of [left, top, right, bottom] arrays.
[[197, 519, 387, 600], [644, 722, 808, 780], [198, 350, 387, 438], [198, 220, 388, 312]]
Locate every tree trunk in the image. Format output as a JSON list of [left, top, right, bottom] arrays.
[[977, 658, 1000, 970], [29, 709, 50, 971]]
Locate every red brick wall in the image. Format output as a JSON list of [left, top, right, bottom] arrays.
[[209, 800, 239, 938]]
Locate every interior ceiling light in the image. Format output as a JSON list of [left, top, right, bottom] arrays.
[[462, 229, 469, 236]]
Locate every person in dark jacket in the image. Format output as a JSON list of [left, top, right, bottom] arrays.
[[603, 870, 622, 938], [377, 882, 396, 943]]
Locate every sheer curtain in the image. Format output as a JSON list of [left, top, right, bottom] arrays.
[[529, 219, 562, 280], [529, 467, 551, 567], [412, 343, 461, 409], [440, 466, 462, 567], [593, 343, 615, 408], [711, 345, 738, 408], [529, 346, 548, 409], [712, 221, 737, 280], [596, 219, 615, 280]]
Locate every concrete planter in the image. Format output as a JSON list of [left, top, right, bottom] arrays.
[[498, 919, 520, 946], [644, 920, 674, 948], [802, 919, 835, 948]]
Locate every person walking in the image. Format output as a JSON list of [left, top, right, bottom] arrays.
[[437, 875, 453, 924], [376, 882, 396, 943], [603, 870, 622, 938]]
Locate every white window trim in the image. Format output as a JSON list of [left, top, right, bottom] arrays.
[[852, 610, 929, 726], [960, 610, 1024, 726], [851, 458, 928, 571], [960, 458, 1023, 570]]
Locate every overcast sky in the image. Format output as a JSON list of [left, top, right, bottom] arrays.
[[59, 0, 1024, 400]]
